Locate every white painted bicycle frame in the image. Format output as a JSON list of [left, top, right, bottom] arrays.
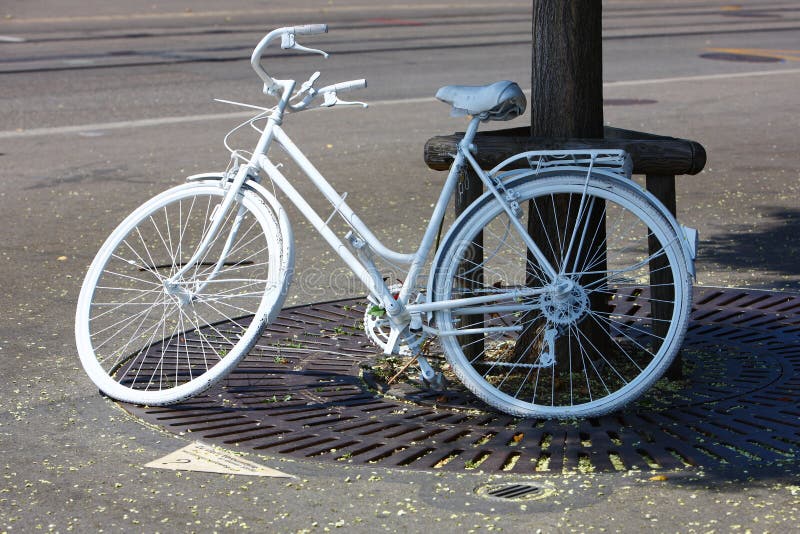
[[170, 25, 661, 355], [252, 114, 556, 323], [175, 104, 557, 352]]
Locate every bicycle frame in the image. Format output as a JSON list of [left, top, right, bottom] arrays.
[[264, 114, 559, 316], [160, 23, 563, 347], [162, 42, 564, 356], [170, 108, 559, 342]]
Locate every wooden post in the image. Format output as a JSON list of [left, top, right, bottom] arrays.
[[516, 0, 609, 363], [423, 126, 707, 175], [646, 174, 683, 379]]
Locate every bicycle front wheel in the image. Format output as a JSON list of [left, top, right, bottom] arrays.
[[76, 182, 289, 405], [432, 173, 692, 419]]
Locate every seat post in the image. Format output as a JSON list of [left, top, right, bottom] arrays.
[[458, 116, 483, 154]]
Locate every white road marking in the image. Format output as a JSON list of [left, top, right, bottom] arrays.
[[603, 68, 800, 87], [0, 35, 26, 43], [1, 68, 798, 139], [0, 111, 254, 139]]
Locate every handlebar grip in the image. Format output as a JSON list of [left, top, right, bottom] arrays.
[[320, 79, 367, 94], [293, 24, 328, 35]]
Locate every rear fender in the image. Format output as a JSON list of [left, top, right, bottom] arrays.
[[494, 167, 697, 278]]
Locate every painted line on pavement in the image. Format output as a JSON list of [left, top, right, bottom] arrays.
[[2, 68, 799, 139], [603, 67, 800, 87]]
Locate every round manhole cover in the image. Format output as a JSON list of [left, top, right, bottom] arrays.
[[122, 287, 800, 474]]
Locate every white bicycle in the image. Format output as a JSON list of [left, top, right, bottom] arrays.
[[75, 25, 697, 418]]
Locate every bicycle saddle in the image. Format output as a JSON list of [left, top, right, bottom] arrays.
[[435, 80, 526, 121]]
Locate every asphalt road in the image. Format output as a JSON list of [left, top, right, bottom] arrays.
[[1, 1, 799, 532]]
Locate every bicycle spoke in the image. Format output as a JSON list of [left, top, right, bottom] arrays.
[[77, 184, 286, 403], [190, 199, 241, 278], [117, 240, 165, 282], [185, 195, 216, 282], [134, 301, 185, 390], [90, 286, 164, 321], [149, 209, 172, 265], [104, 298, 170, 373], [92, 295, 168, 351], [433, 174, 689, 418]]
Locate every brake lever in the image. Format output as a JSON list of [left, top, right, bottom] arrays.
[[321, 92, 368, 108], [281, 33, 329, 58]]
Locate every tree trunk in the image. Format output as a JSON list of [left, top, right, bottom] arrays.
[[530, 1, 604, 139], [516, 1, 609, 366]]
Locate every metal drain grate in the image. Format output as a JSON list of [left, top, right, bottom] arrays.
[[122, 287, 800, 474], [480, 483, 543, 501]]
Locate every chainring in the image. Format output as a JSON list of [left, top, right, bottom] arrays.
[[363, 286, 427, 355]]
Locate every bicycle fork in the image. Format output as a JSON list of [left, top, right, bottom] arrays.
[[164, 164, 254, 301]]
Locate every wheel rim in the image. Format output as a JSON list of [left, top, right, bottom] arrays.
[[434, 177, 690, 417], [76, 184, 283, 404]]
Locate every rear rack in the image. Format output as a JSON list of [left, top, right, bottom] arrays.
[[489, 149, 633, 179]]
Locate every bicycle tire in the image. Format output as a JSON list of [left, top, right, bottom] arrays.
[[75, 182, 289, 405], [431, 173, 692, 418]]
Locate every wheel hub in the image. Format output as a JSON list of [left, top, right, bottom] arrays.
[[539, 278, 589, 325], [164, 280, 193, 307]]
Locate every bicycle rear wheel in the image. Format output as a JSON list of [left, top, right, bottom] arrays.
[[431, 173, 692, 418], [76, 182, 289, 405]]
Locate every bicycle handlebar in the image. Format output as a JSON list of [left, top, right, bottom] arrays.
[[251, 25, 368, 111], [250, 24, 329, 95], [318, 79, 367, 94]]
